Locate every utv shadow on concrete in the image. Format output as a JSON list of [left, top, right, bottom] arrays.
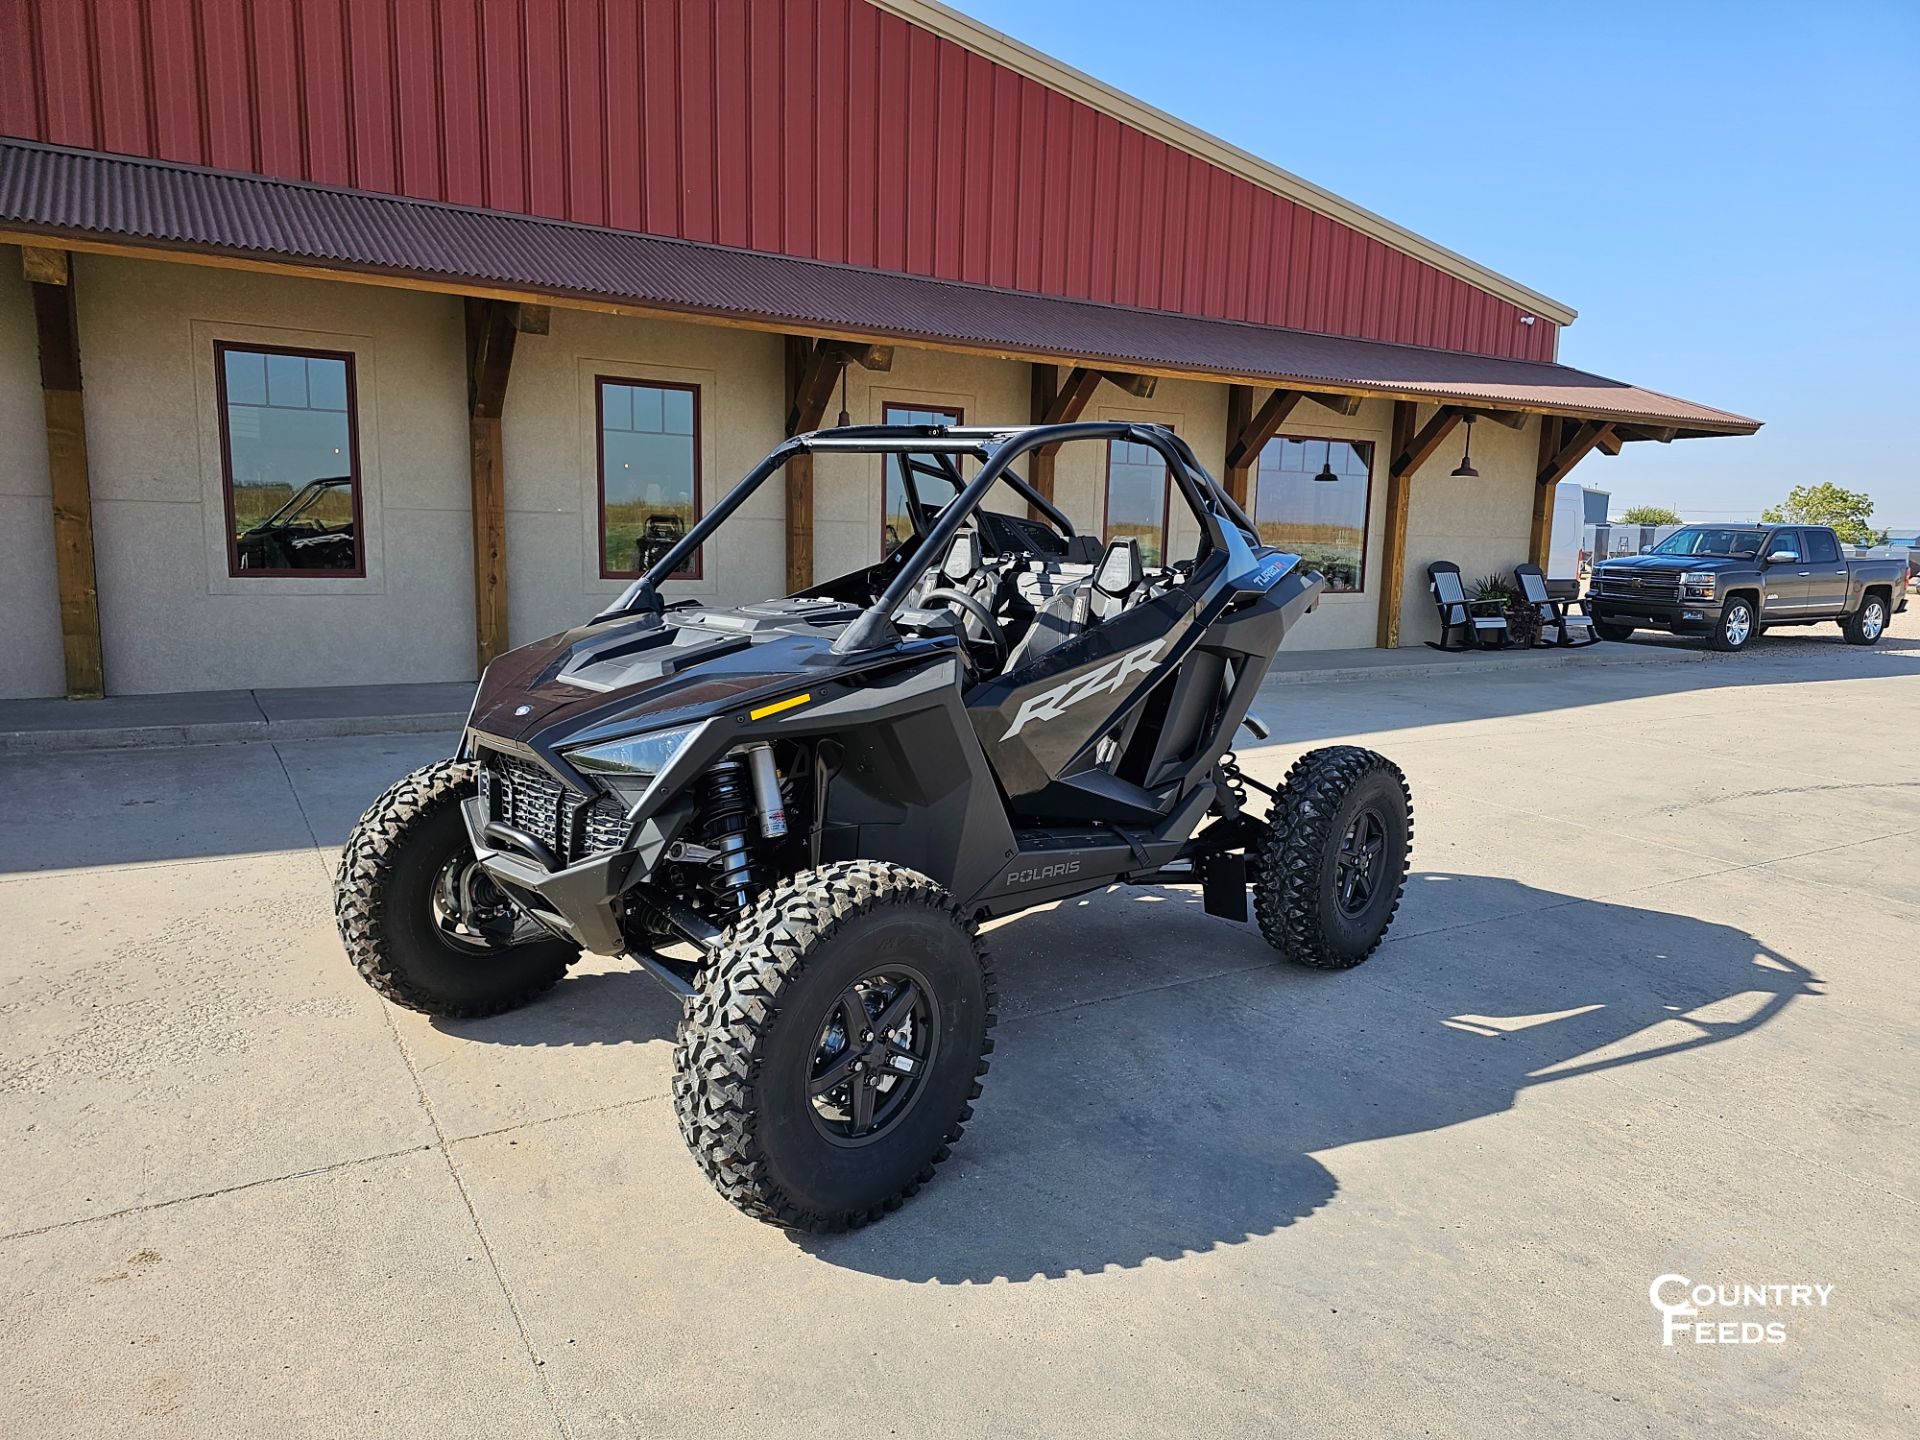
[[800, 873, 1817, 1283], [428, 965, 683, 1049]]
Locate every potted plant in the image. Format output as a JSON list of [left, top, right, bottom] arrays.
[[1473, 573, 1542, 647]]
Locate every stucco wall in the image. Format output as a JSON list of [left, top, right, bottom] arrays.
[[0, 248, 1554, 698], [1396, 411, 1543, 646], [39, 254, 478, 694], [0, 246, 65, 700], [499, 308, 786, 645]]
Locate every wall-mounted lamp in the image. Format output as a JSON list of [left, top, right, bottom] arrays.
[[1451, 418, 1479, 479]]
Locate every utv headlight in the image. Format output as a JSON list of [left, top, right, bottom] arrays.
[[1680, 570, 1717, 600], [565, 723, 700, 796]]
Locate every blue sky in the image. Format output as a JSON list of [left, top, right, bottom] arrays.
[[957, 0, 1919, 527]]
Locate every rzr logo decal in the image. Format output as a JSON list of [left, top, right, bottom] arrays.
[[1002, 639, 1167, 739]]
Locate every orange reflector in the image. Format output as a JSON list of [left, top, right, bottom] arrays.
[[748, 693, 811, 721]]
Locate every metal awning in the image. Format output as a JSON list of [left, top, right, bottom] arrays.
[[0, 140, 1757, 438]]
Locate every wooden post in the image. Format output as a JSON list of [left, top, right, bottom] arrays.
[[465, 299, 519, 669], [28, 249, 105, 698], [1531, 418, 1614, 569], [1223, 385, 1254, 509], [784, 336, 818, 593], [1027, 364, 1059, 519], [1375, 401, 1418, 649]]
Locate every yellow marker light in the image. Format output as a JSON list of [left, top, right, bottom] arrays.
[[748, 693, 811, 721]]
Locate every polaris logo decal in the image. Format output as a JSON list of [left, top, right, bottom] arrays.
[[1007, 860, 1081, 887], [1003, 639, 1167, 739]]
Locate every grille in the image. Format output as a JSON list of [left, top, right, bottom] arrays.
[[1594, 571, 1680, 603], [476, 751, 630, 864]]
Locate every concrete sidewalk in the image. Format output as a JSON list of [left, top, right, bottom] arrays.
[[0, 681, 474, 753], [0, 640, 1705, 753]]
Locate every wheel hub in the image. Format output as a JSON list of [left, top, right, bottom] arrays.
[[1335, 808, 1387, 917], [807, 971, 939, 1145]]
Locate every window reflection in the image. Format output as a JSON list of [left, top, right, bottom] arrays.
[[1104, 438, 1169, 567], [1254, 436, 1373, 592], [220, 345, 360, 575], [600, 379, 700, 579], [882, 404, 963, 556]]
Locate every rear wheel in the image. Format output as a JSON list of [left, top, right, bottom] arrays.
[[1842, 594, 1888, 646], [672, 861, 995, 1232], [334, 759, 579, 1017], [1708, 597, 1757, 652], [1253, 747, 1412, 970], [1593, 619, 1636, 642]]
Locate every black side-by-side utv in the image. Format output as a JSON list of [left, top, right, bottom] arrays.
[[335, 422, 1413, 1231]]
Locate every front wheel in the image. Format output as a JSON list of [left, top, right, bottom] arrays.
[[1253, 747, 1413, 969], [334, 759, 579, 1017], [672, 861, 996, 1232], [1842, 594, 1888, 646], [1709, 597, 1757, 652], [1593, 619, 1636, 642]]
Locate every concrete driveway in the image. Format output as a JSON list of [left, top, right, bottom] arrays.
[[3, 616, 1916, 1438]]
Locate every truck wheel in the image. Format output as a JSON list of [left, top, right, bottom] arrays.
[[1593, 620, 1636, 642], [673, 861, 995, 1232], [1708, 597, 1757, 652], [335, 759, 578, 1017], [1253, 746, 1412, 970], [1842, 594, 1888, 646]]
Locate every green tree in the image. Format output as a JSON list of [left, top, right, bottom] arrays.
[[1619, 505, 1682, 525], [1761, 483, 1888, 546]]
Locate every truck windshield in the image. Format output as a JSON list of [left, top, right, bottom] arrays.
[[1649, 527, 1765, 558]]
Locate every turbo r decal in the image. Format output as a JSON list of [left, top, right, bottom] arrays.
[[1002, 639, 1168, 740]]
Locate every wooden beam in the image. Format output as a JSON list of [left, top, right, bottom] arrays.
[[1303, 389, 1364, 417], [1223, 385, 1254, 509], [1391, 405, 1465, 479], [1225, 387, 1306, 473], [464, 298, 519, 668], [513, 302, 550, 335], [1040, 365, 1105, 429], [30, 270, 105, 697], [1595, 428, 1624, 457], [22, 245, 69, 285], [1529, 418, 1563, 570], [1026, 364, 1060, 519], [1376, 401, 1418, 649]]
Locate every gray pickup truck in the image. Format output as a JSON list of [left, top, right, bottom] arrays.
[[1588, 524, 1906, 652]]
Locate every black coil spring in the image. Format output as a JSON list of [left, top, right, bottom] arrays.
[[699, 758, 765, 906]]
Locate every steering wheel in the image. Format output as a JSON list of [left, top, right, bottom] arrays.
[[917, 587, 1007, 673]]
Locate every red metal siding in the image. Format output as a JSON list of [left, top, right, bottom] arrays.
[[1, 0, 1558, 361]]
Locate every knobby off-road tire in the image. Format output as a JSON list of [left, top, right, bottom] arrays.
[[334, 759, 579, 1017], [1253, 746, 1413, 970], [673, 860, 996, 1233], [1842, 593, 1888, 646]]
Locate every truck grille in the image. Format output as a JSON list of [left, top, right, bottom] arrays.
[[475, 750, 629, 865], [1594, 571, 1680, 603]]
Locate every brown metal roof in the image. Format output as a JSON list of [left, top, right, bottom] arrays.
[[0, 140, 1757, 437]]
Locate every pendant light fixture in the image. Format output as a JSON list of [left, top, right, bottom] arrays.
[[1451, 417, 1479, 478], [1313, 441, 1340, 482]]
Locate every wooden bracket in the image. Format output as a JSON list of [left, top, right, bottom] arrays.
[[1537, 419, 1613, 488], [1099, 370, 1156, 399], [1225, 387, 1306, 474], [1391, 406, 1466, 479], [31, 269, 104, 697], [785, 339, 894, 436], [1473, 407, 1529, 430]]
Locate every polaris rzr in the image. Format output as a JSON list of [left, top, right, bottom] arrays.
[[336, 422, 1412, 1231]]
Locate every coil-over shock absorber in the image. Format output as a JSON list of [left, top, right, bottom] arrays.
[[698, 757, 768, 913]]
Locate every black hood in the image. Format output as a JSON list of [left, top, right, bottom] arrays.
[[1598, 553, 1749, 573], [468, 598, 873, 748]]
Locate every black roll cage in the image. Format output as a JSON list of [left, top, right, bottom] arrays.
[[599, 421, 1260, 653]]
